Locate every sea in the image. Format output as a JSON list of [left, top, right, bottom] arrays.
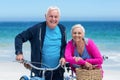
[[0, 21, 120, 71]]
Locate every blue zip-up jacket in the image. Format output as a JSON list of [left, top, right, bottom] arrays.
[[15, 21, 66, 73]]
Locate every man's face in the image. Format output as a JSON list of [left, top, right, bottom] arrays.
[[45, 9, 60, 29]]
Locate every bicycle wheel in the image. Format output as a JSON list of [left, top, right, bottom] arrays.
[[19, 75, 29, 80]]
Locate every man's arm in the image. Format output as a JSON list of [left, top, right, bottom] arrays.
[[15, 27, 33, 60]]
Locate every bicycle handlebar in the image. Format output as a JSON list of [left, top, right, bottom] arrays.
[[17, 55, 108, 70], [18, 60, 61, 71]]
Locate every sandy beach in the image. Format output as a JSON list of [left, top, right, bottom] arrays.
[[0, 62, 30, 80], [0, 62, 119, 80]]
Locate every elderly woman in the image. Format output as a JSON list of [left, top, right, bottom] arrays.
[[65, 24, 103, 72]]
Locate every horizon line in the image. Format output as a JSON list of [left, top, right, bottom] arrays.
[[0, 20, 120, 22]]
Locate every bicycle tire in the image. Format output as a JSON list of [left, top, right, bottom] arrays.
[[19, 75, 29, 80]]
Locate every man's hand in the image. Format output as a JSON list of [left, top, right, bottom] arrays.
[[59, 58, 66, 66], [16, 54, 31, 70], [16, 54, 24, 61]]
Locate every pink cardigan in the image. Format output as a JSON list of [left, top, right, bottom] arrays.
[[65, 38, 103, 69]]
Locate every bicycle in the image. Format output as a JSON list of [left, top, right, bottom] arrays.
[[18, 55, 108, 80], [18, 60, 76, 80]]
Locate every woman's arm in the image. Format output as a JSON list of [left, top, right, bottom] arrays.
[[85, 39, 103, 65]]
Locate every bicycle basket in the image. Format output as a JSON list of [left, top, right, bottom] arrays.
[[76, 68, 102, 80]]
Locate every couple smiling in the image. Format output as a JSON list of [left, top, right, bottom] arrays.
[[15, 6, 103, 80]]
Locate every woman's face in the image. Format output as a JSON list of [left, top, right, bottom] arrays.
[[72, 27, 84, 42]]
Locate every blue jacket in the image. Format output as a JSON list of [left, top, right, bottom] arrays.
[[15, 21, 66, 70]]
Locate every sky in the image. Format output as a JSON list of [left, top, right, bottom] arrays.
[[0, 0, 120, 21]]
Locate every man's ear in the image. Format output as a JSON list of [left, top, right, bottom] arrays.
[[45, 14, 47, 20], [45, 14, 47, 18]]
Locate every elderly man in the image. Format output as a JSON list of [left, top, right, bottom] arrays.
[[15, 6, 66, 80]]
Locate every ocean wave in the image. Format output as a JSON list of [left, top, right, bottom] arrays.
[[0, 49, 30, 61], [103, 63, 120, 67], [102, 52, 120, 70], [104, 53, 120, 63]]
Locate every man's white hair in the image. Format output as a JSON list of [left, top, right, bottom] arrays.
[[71, 24, 85, 34], [45, 6, 61, 16]]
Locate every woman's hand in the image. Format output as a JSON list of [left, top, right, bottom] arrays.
[[73, 57, 83, 62], [84, 62, 93, 69]]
